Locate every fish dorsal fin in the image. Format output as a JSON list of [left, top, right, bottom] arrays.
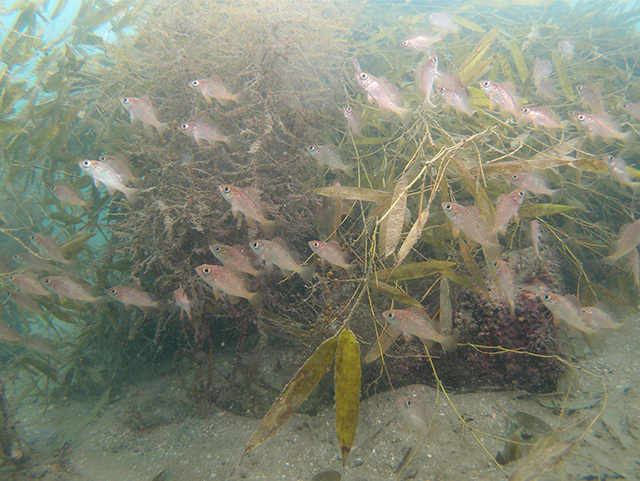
[[232, 244, 249, 255], [140, 95, 152, 105], [501, 81, 517, 98], [534, 105, 554, 116], [618, 222, 632, 237], [207, 74, 223, 83], [271, 237, 291, 251], [466, 205, 484, 221], [327, 240, 344, 252], [406, 305, 430, 319], [224, 265, 246, 282]]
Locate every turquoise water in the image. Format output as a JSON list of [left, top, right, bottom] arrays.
[[1, 1, 639, 480]]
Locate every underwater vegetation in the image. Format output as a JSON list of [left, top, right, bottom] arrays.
[[1, 0, 640, 477]]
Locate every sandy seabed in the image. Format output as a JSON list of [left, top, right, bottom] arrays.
[[4, 322, 640, 481]]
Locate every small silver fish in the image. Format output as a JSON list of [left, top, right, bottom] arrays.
[[9, 273, 51, 297], [494, 260, 516, 318], [308, 240, 355, 276], [250, 238, 314, 283], [98, 155, 140, 187], [603, 154, 640, 190], [396, 392, 442, 442], [492, 190, 526, 235], [306, 145, 351, 174], [480, 80, 520, 118], [195, 264, 262, 307], [343, 105, 362, 137], [510, 172, 559, 200], [532, 59, 555, 101], [400, 33, 441, 51], [519, 106, 563, 130], [415, 56, 438, 108], [41, 275, 100, 303], [219, 185, 276, 232], [622, 102, 640, 120], [557, 40, 574, 59], [580, 307, 621, 331], [382, 306, 456, 351], [570, 111, 632, 143], [603, 219, 640, 263], [188, 75, 241, 104], [441, 202, 496, 249], [428, 12, 459, 35], [107, 284, 159, 308], [576, 85, 604, 113], [210, 244, 259, 276], [79, 160, 140, 203], [354, 61, 409, 120], [120, 96, 166, 133], [438, 86, 474, 116], [530, 220, 542, 259], [173, 285, 193, 320], [179, 120, 230, 147], [540, 292, 591, 334], [51, 184, 86, 207], [30, 233, 71, 265]]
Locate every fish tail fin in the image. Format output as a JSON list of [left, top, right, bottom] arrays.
[[440, 335, 458, 352], [623, 131, 635, 144], [632, 182, 640, 194], [298, 265, 316, 284], [550, 189, 563, 202], [249, 291, 264, 309], [123, 187, 140, 204], [422, 96, 436, 110], [344, 263, 356, 277], [399, 108, 412, 122], [483, 242, 503, 262], [157, 123, 168, 135], [261, 220, 280, 236], [233, 91, 248, 105], [602, 255, 618, 265]]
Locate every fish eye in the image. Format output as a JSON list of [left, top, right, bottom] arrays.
[[9, 276, 14, 281], [359, 72, 368, 80], [607, 155, 615, 161], [482, 80, 491, 87], [578, 114, 585, 121], [577, 85, 584, 91], [401, 40, 409, 46], [82, 160, 91, 167], [13, 254, 19, 260], [518, 191, 525, 198], [438, 87, 446, 93], [252, 242, 259, 249], [191, 80, 199, 86], [44, 278, 51, 284], [98, 155, 106, 161], [444, 203, 453, 211], [122, 97, 130, 103], [308, 145, 316, 152], [30, 235, 36, 241], [203, 267, 210, 274], [110, 288, 118, 295], [385, 312, 395, 320], [312, 241, 320, 248], [405, 399, 412, 407], [431, 56, 437, 62], [345, 107, 352, 113], [623, 103, 629, 109], [522, 108, 530, 114], [214, 246, 221, 252], [181, 123, 189, 130], [543, 294, 551, 301], [51, 186, 56, 192], [223, 186, 231, 193], [511, 174, 519, 180]]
